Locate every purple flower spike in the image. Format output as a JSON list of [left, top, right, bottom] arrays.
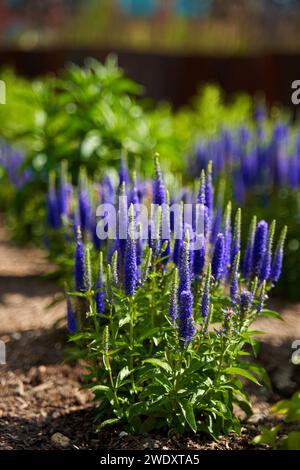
[[212, 233, 225, 281], [119, 158, 129, 188], [259, 220, 276, 282], [47, 174, 60, 229], [240, 290, 253, 315], [178, 230, 191, 295], [243, 216, 257, 281], [119, 182, 128, 258], [223, 202, 232, 276], [67, 298, 77, 334], [161, 203, 171, 264], [124, 204, 137, 296], [74, 227, 85, 291], [153, 154, 166, 205], [178, 290, 195, 346], [252, 220, 268, 276], [231, 208, 241, 267], [193, 234, 206, 276], [95, 252, 105, 315], [270, 226, 287, 283], [78, 188, 92, 234], [173, 201, 183, 266], [201, 264, 211, 320], [211, 206, 222, 243]]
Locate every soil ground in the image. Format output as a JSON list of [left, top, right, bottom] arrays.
[[0, 223, 299, 450]]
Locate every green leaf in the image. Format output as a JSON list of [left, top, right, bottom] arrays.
[[138, 327, 162, 342], [97, 417, 121, 430], [235, 398, 253, 417], [252, 425, 281, 448], [224, 367, 261, 385], [143, 358, 172, 374], [179, 400, 197, 433], [285, 431, 300, 450], [272, 392, 300, 422], [241, 362, 272, 391], [91, 385, 110, 392], [260, 309, 284, 321], [119, 315, 130, 328], [116, 366, 132, 388]]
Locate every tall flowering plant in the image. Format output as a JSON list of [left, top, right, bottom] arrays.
[[64, 158, 286, 437]]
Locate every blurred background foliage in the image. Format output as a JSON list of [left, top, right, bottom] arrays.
[[1, 58, 300, 301], [1, 0, 300, 54]]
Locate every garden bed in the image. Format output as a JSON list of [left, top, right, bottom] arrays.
[[0, 223, 298, 450]]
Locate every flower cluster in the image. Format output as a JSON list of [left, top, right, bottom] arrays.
[[53, 158, 287, 344], [189, 120, 300, 204], [0, 142, 32, 189], [57, 158, 286, 436]]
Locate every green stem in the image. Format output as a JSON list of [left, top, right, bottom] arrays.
[[215, 339, 226, 386], [129, 297, 136, 393], [172, 348, 184, 412], [105, 352, 121, 415]]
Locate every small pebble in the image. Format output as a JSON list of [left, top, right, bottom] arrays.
[[51, 432, 71, 448], [11, 332, 21, 341], [16, 380, 24, 396]]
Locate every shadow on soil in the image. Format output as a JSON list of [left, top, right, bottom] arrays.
[[1, 327, 67, 371], [0, 275, 59, 303]]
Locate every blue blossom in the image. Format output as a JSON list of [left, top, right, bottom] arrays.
[[193, 234, 205, 276], [95, 252, 105, 315], [153, 154, 166, 205], [178, 290, 195, 346], [231, 208, 241, 267], [74, 227, 85, 291], [124, 204, 137, 296], [259, 220, 276, 282], [78, 188, 92, 234], [239, 290, 253, 315], [212, 233, 225, 281], [270, 226, 287, 283], [223, 202, 232, 276], [201, 264, 211, 320], [119, 158, 129, 188], [67, 298, 77, 334], [243, 216, 257, 280], [178, 230, 191, 295], [252, 220, 268, 276], [47, 174, 60, 229], [161, 203, 171, 264], [119, 182, 128, 258]]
